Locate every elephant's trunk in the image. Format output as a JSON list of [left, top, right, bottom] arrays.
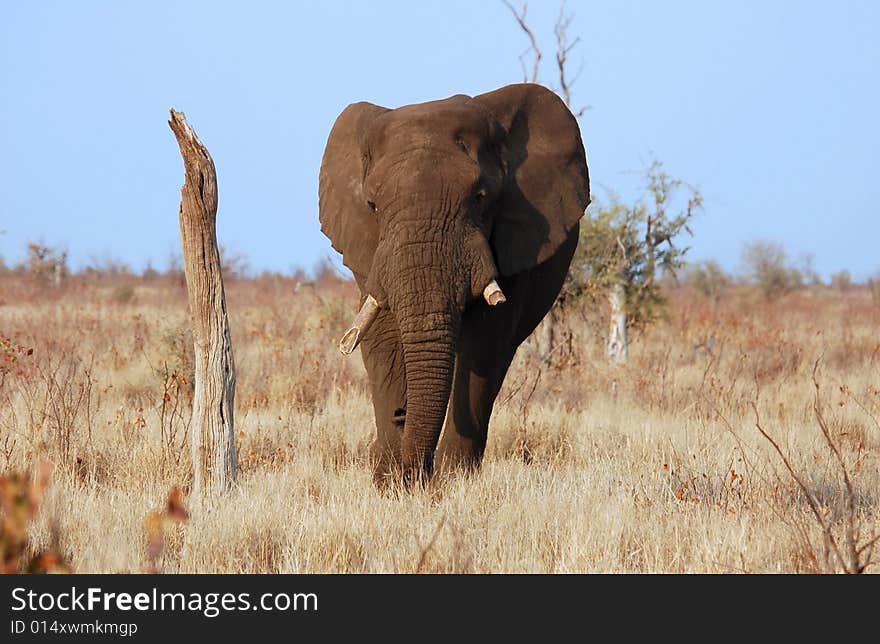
[[395, 305, 458, 483], [376, 222, 465, 483]]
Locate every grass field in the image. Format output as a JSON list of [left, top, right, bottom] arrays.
[[1, 273, 878, 573]]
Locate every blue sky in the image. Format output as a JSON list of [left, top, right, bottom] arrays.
[[1, 1, 877, 279]]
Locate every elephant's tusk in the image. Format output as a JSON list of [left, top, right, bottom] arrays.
[[339, 295, 381, 355], [483, 280, 506, 306]]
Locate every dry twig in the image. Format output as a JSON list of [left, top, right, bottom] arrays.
[[749, 359, 878, 573], [503, 1, 542, 83], [554, 4, 588, 116]]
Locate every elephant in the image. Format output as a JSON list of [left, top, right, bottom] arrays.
[[319, 83, 590, 488]]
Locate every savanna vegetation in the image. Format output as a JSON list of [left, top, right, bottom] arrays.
[[2, 249, 878, 573]]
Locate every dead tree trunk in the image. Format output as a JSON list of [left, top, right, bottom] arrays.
[[536, 313, 555, 363], [607, 281, 628, 364], [168, 109, 237, 496]]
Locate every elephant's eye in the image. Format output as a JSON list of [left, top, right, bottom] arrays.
[[366, 200, 377, 213], [474, 188, 487, 203], [455, 136, 469, 154]]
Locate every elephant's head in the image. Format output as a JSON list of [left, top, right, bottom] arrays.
[[319, 83, 590, 482]]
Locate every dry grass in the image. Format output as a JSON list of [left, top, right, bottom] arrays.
[[1, 273, 878, 573]]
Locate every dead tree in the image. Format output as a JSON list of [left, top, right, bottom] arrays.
[[168, 109, 237, 496], [505, 2, 589, 363], [606, 281, 628, 364], [606, 231, 629, 365]]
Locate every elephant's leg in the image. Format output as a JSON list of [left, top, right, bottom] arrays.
[[436, 226, 580, 472], [358, 307, 407, 490], [436, 298, 518, 472]]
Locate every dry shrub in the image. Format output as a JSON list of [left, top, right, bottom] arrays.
[[0, 462, 70, 573], [144, 487, 189, 573], [0, 338, 100, 469], [749, 363, 879, 573]]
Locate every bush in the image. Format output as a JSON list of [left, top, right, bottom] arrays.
[[110, 284, 136, 305], [26, 243, 68, 286], [830, 270, 852, 291], [565, 158, 701, 330], [740, 240, 803, 298], [686, 260, 730, 301], [869, 276, 880, 307]]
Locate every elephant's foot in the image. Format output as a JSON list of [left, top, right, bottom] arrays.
[[400, 462, 433, 491], [370, 450, 433, 494], [397, 431, 438, 491], [435, 433, 484, 478], [371, 458, 431, 494], [370, 441, 401, 493], [370, 414, 444, 492], [370, 407, 407, 492]]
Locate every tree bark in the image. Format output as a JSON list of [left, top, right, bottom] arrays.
[[536, 312, 555, 363], [168, 109, 237, 496], [607, 281, 628, 364]]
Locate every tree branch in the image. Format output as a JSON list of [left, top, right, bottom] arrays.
[[554, 2, 590, 115], [503, 1, 542, 83]]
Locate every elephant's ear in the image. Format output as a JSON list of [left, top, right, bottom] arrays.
[[319, 101, 389, 279], [475, 84, 590, 275]]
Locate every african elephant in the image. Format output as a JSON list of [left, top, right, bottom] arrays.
[[319, 83, 590, 488]]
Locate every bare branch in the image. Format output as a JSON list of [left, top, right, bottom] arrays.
[[516, 48, 530, 84], [503, 1, 542, 83], [750, 400, 848, 571], [554, 2, 590, 115], [840, 384, 880, 434], [750, 364, 878, 574], [811, 360, 866, 572]]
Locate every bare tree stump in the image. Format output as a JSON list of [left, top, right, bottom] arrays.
[[168, 109, 237, 496]]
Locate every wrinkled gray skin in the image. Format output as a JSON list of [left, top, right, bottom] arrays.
[[319, 83, 590, 489]]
